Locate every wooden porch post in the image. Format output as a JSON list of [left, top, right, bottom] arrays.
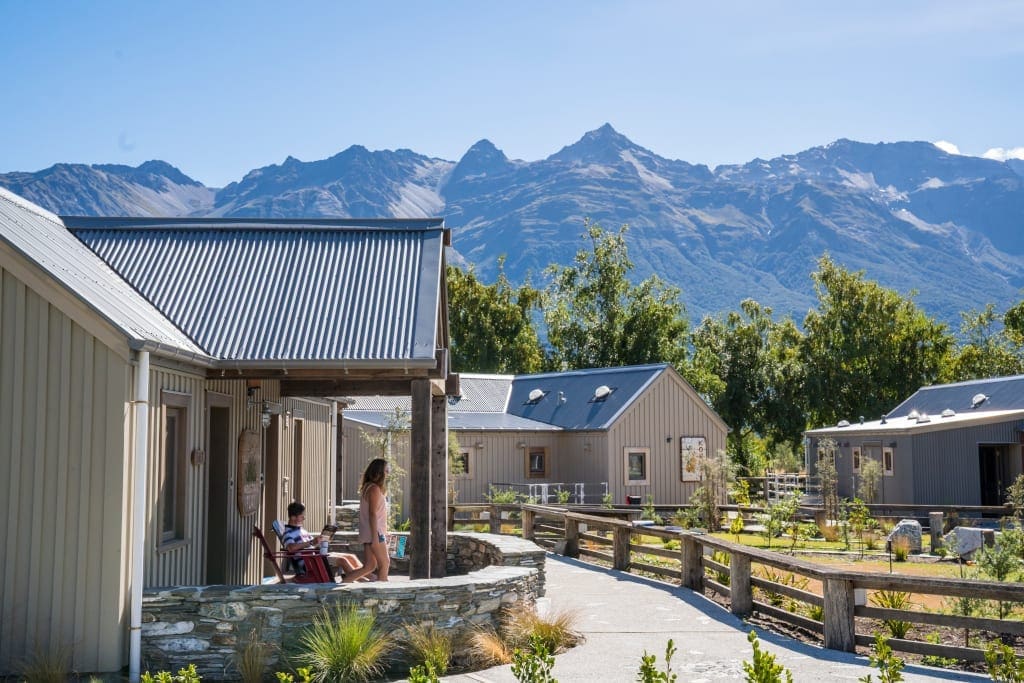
[[410, 379, 432, 579], [430, 393, 448, 577], [823, 577, 856, 652]]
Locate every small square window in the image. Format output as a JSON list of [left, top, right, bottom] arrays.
[[624, 448, 650, 486], [527, 447, 548, 478], [883, 447, 894, 477]]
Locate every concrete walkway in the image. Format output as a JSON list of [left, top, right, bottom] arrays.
[[444, 554, 986, 682]]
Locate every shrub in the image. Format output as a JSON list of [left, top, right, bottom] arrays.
[[708, 550, 731, 586], [402, 623, 453, 675], [294, 605, 391, 682], [510, 635, 555, 683], [638, 638, 677, 682], [642, 495, 664, 525], [986, 640, 1024, 682], [742, 630, 793, 682], [859, 633, 904, 683], [407, 662, 440, 683], [485, 485, 522, 504], [921, 632, 957, 668], [729, 515, 746, 542], [868, 591, 913, 639], [141, 665, 202, 683], [755, 567, 809, 608], [820, 523, 840, 543], [556, 487, 571, 504], [807, 604, 823, 622]]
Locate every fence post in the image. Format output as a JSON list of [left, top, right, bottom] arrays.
[[613, 525, 632, 571], [730, 552, 752, 617], [489, 505, 501, 535], [447, 505, 454, 532], [522, 507, 535, 541], [681, 534, 704, 592], [564, 517, 580, 558], [822, 577, 856, 652]]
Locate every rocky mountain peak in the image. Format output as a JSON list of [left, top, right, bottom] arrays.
[[547, 123, 642, 164], [448, 139, 513, 184]]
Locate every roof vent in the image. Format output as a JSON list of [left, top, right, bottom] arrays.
[[916, 413, 931, 424], [526, 388, 545, 404], [837, 419, 850, 428], [908, 410, 920, 420], [941, 408, 956, 418], [971, 393, 988, 409], [593, 385, 613, 400]]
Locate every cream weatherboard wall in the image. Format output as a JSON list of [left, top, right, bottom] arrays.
[[606, 370, 728, 505], [0, 265, 133, 675]]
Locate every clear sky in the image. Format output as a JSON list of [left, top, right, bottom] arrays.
[[2, 1, 1022, 187]]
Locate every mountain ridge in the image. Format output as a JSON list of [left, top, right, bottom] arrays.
[[3, 125, 1022, 327]]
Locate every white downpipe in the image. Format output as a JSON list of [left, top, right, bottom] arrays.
[[128, 351, 150, 682], [330, 401, 338, 523]]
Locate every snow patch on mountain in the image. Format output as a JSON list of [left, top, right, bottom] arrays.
[[919, 177, 946, 190], [838, 170, 906, 201], [390, 182, 444, 217], [892, 208, 956, 237], [619, 150, 673, 190]]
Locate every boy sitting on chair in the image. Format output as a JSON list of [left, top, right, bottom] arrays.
[[282, 501, 362, 580]]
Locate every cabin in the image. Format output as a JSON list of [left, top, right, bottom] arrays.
[[343, 364, 728, 508], [805, 375, 1024, 506], [0, 189, 453, 676]]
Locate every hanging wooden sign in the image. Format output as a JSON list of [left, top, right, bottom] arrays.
[[237, 429, 261, 516]]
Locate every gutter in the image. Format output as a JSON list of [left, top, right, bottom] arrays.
[[128, 351, 150, 682], [129, 339, 217, 368]]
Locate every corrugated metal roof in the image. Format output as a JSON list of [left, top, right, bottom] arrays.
[[0, 188, 206, 356], [346, 374, 513, 413], [65, 216, 445, 362], [343, 365, 673, 431], [888, 374, 1024, 418], [806, 408, 1024, 437], [507, 364, 668, 430]]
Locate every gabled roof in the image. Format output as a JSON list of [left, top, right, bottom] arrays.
[[65, 216, 446, 364], [0, 188, 207, 358], [806, 374, 1024, 437], [507, 364, 668, 430], [345, 364, 673, 432]]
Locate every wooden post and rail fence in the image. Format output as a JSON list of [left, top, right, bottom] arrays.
[[509, 503, 1024, 663]]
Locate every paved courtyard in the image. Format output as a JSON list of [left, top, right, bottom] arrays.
[[443, 553, 985, 682]]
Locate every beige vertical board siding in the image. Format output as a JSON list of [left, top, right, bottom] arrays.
[[203, 379, 261, 584], [446, 430, 564, 503], [0, 267, 132, 675], [145, 363, 208, 587], [607, 369, 727, 506], [282, 398, 334, 530]]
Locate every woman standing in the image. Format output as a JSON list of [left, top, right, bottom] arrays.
[[344, 458, 390, 582]]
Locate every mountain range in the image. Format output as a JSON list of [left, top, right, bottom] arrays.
[[4, 124, 1023, 329]]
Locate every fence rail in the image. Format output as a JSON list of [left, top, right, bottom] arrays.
[[518, 503, 1024, 663]]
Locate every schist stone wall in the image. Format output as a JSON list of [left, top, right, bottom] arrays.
[[141, 533, 546, 678]]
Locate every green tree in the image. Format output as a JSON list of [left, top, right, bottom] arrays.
[[359, 407, 409, 527], [447, 260, 543, 373], [543, 220, 689, 371], [942, 304, 1024, 382], [802, 255, 952, 428], [690, 299, 806, 472]]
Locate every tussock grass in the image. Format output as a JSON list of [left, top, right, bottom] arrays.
[[402, 623, 453, 675], [20, 646, 70, 683], [294, 605, 391, 682]]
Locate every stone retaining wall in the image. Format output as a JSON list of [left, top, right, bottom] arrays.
[[141, 533, 545, 679]]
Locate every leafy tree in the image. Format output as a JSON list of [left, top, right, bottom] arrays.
[[942, 303, 1024, 382], [690, 299, 805, 472], [447, 260, 543, 373], [359, 407, 409, 527], [802, 255, 952, 428], [816, 438, 840, 521], [543, 221, 689, 371], [857, 458, 882, 504]]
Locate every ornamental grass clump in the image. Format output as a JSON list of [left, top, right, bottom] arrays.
[[402, 623, 453, 676], [503, 606, 583, 654], [294, 605, 391, 682], [19, 646, 71, 683]]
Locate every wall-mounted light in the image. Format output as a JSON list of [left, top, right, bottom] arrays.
[[261, 411, 272, 429], [516, 441, 527, 449], [474, 441, 484, 449], [665, 436, 672, 443]]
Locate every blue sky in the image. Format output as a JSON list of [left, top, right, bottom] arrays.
[[2, 1, 1022, 187]]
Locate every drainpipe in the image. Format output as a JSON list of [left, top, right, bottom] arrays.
[[129, 351, 150, 682], [329, 401, 338, 523]]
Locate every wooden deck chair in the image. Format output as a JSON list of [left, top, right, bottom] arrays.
[[252, 526, 333, 583]]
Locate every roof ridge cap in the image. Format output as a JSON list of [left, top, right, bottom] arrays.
[[0, 187, 64, 227]]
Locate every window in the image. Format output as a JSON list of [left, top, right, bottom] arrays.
[[526, 447, 548, 478], [452, 449, 470, 478], [160, 392, 190, 544], [624, 448, 649, 486], [852, 447, 861, 474], [883, 447, 894, 477]]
